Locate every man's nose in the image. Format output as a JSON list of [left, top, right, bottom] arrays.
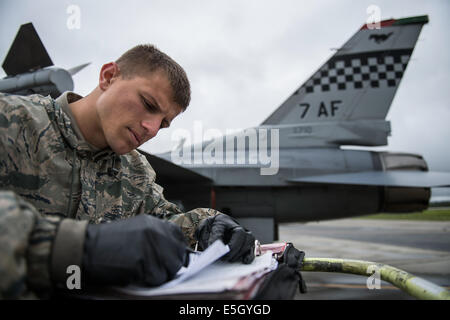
[[141, 118, 161, 141]]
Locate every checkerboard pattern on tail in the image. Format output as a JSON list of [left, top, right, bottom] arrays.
[[303, 50, 412, 94]]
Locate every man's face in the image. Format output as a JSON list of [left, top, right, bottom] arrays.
[[95, 67, 183, 155]]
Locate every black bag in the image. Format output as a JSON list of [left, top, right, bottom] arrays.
[[254, 243, 307, 299]]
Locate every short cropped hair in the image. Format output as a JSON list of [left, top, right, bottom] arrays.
[[116, 44, 191, 110]]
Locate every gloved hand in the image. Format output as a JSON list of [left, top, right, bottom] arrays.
[[82, 214, 188, 287], [195, 214, 255, 264]]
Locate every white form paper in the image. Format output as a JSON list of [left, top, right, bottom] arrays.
[[159, 239, 230, 289], [116, 250, 277, 297]]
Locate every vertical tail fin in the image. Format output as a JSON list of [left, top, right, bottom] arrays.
[[262, 15, 428, 125], [2, 23, 53, 76]]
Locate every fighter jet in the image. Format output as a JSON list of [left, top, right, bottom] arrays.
[[0, 22, 89, 98], [2, 17, 449, 244], [138, 15, 450, 242]]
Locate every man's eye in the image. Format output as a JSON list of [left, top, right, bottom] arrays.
[[142, 99, 157, 112], [160, 120, 169, 129]]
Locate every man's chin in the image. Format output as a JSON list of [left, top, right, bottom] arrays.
[[111, 143, 134, 155]]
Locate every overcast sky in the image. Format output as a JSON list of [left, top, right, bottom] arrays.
[[1, 0, 449, 182]]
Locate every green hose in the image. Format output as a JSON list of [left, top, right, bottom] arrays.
[[301, 257, 450, 300]]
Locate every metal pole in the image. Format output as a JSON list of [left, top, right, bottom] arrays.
[[301, 257, 450, 300]]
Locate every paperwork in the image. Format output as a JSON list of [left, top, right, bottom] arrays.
[[161, 239, 230, 288], [116, 240, 277, 297]]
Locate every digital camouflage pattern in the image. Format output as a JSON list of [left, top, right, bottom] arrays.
[[0, 190, 60, 299], [0, 92, 219, 298]]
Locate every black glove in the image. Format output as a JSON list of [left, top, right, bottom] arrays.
[[82, 214, 188, 287], [195, 214, 255, 264]]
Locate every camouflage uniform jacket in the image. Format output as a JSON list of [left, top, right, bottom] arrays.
[[0, 92, 218, 298]]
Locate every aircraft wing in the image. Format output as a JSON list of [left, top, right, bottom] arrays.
[[287, 171, 450, 188], [138, 151, 212, 185]]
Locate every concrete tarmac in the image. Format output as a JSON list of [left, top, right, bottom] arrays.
[[278, 218, 450, 300]]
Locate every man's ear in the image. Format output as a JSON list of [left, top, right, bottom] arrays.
[[99, 62, 120, 91]]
